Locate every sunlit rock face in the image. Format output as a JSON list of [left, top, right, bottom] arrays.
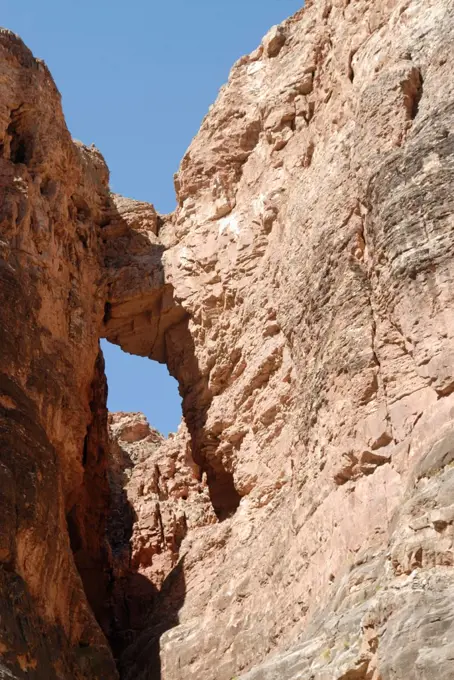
[[1, 0, 454, 678]]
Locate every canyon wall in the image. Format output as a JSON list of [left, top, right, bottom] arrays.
[[1, 0, 454, 678], [0, 29, 117, 679]]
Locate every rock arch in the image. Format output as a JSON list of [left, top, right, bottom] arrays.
[[100, 194, 241, 520]]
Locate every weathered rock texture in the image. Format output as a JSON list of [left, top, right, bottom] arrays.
[[0, 0, 454, 678], [105, 413, 214, 667], [0, 29, 116, 679]]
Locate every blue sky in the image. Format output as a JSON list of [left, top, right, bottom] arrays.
[[3, 0, 302, 435]]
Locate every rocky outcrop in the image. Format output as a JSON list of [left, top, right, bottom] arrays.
[[240, 398, 454, 680], [0, 0, 454, 678], [105, 413, 214, 667]]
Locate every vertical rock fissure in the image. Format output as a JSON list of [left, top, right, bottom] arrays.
[[65, 351, 114, 641]]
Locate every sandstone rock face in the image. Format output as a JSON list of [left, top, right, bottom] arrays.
[[0, 29, 117, 679], [0, 0, 454, 679], [145, 1, 454, 677]]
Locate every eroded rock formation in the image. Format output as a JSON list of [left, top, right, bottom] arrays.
[[0, 0, 454, 678], [105, 413, 214, 668]]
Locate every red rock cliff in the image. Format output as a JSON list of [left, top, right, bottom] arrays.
[[1, 0, 454, 678]]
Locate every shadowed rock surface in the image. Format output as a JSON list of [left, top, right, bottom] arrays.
[[0, 0, 454, 678]]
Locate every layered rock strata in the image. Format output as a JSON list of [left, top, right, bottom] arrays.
[[0, 0, 454, 678]]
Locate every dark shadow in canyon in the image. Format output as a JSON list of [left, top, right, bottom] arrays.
[[115, 557, 187, 680], [66, 350, 113, 635]]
